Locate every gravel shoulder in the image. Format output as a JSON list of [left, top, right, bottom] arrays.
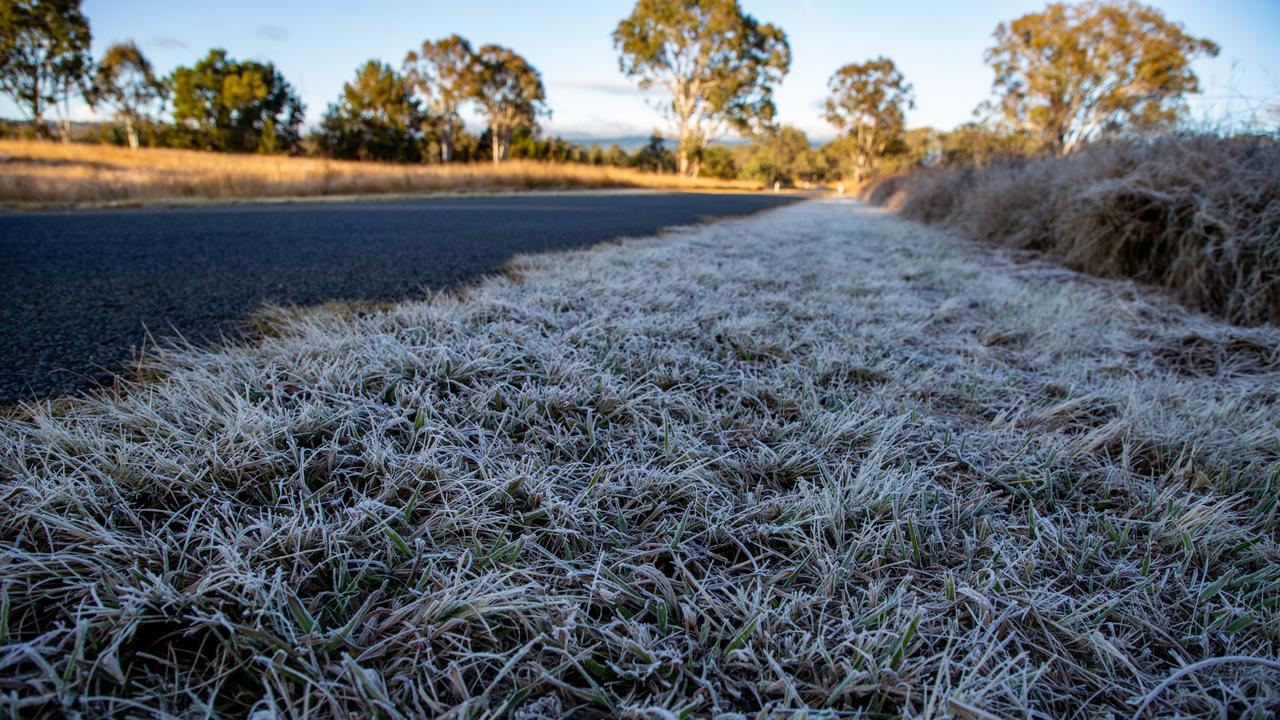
[[1, 200, 1277, 717]]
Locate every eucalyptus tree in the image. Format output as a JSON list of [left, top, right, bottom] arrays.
[[0, 0, 92, 140], [404, 35, 478, 163], [89, 42, 165, 149], [613, 0, 790, 176], [824, 57, 914, 181], [471, 44, 547, 164], [984, 0, 1218, 155]]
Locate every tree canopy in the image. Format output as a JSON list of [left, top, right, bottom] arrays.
[[169, 49, 304, 154], [984, 0, 1219, 155], [613, 0, 790, 176], [319, 60, 421, 162], [88, 41, 165, 150], [824, 57, 914, 181], [403, 35, 478, 162], [0, 0, 91, 139], [472, 44, 547, 164]]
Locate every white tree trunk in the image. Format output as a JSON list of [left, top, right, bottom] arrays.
[[671, 83, 701, 178], [125, 116, 139, 150], [32, 71, 45, 139], [677, 122, 696, 177], [491, 128, 508, 164], [57, 80, 73, 143]]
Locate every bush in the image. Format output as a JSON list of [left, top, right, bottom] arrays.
[[862, 133, 1280, 326], [698, 145, 738, 180]]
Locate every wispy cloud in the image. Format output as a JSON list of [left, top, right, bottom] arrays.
[[567, 81, 661, 98], [543, 117, 666, 140], [257, 25, 289, 42], [151, 35, 186, 50]]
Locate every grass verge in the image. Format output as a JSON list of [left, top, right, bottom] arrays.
[[0, 139, 761, 207], [1, 201, 1278, 716], [861, 133, 1280, 327]]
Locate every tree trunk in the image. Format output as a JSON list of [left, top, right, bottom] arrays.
[[125, 116, 139, 150], [57, 84, 73, 143], [32, 73, 45, 139], [491, 128, 507, 165], [677, 124, 696, 177], [671, 85, 700, 177], [440, 123, 452, 163]]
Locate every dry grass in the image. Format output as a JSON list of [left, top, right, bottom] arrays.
[[2, 200, 1279, 717], [0, 139, 760, 206], [861, 134, 1280, 327]]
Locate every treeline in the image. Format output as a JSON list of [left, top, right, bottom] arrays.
[[690, 122, 1043, 186], [1, 0, 1236, 184], [0, 2, 678, 168]]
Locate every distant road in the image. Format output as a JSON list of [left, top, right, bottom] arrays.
[[0, 192, 802, 404]]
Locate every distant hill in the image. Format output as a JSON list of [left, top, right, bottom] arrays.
[[558, 133, 827, 150], [557, 135, 676, 152]]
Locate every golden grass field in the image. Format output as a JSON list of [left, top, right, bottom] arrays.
[[0, 139, 762, 206]]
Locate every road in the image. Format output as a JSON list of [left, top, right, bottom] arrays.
[[0, 192, 801, 404]]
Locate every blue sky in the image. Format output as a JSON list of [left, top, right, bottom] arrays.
[[7, 0, 1279, 142]]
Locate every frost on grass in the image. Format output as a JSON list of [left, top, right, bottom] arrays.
[[2, 201, 1278, 717]]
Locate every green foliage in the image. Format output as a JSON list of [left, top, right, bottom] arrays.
[[698, 144, 737, 179], [825, 57, 914, 181], [824, 122, 1045, 180], [604, 143, 630, 167], [630, 133, 677, 173], [88, 42, 165, 150], [445, 126, 484, 162], [509, 129, 593, 163], [613, 0, 790, 176], [792, 146, 836, 183], [736, 125, 810, 185], [404, 35, 477, 162], [0, 0, 91, 138], [0, 118, 37, 139], [169, 49, 304, 154], [318, 60, 422, 162], [938, 123, 1040, 167], [471, 45, 546, 163], [984, 0, 1219, 155]]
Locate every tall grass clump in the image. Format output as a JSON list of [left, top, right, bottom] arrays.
[[2, 201, 1278, 717], [862, 133, 1280, 326], [0, 139, 760, 207]]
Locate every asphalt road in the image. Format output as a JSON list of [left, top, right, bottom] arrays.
[[0, 192, 801, 404]]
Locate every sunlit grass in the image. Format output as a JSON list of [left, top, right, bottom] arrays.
[[0, 139, 761, 205], [861, 133, 1280, 327]]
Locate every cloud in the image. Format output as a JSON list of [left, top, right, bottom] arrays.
[[567, 81, 660, 98], [257, 25, 289, 42], [543, 117, 664, 139], [151, 35, 187, 50]]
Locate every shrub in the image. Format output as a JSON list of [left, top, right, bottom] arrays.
[[862, 133, 1280, 326]]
